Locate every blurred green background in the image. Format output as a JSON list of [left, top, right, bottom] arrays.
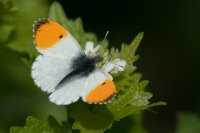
[[1, 0, 200, 133]]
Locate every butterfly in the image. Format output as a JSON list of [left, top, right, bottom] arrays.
[[31, 18, 124, 105]]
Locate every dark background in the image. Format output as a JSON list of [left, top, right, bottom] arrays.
[[1, 0, 200, 133]]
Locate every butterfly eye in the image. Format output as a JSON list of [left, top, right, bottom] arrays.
[[59, 34, 63, 39]]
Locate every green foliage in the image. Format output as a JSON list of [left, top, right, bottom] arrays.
[[0, 0, 50, 69], [0, 0, 16, 44], [175, 113, 200, 133], [10, 116, 71, 133], [5, 1, 165, 133]]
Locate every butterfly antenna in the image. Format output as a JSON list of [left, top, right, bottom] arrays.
[[98, 30, 109, 54], [102, 30, 109, 45]]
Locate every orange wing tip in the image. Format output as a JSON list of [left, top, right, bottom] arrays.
[[33, 18, 69, 49], [86, 79, 116, 104], [88, 92, 116, 104], [33, 18, 49, 44], [33, 18, 49, 34]]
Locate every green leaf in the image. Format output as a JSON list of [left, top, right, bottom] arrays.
[[0, 0, 17, 44], [129, 91, 153, 106], [110, 32, 143, 67], [69, 102, 114, 133], [1, 0, 50, 69], [175, 113, 200, 133], [10, 116, 71, 133], [145, 101, 167, 108], [48, 1, 70, 29]]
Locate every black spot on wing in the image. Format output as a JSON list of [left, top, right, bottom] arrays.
[[59, 34, 63, 39], [102, 82, 106, 85]]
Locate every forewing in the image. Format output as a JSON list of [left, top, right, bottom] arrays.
[[82, 70, 116, 104], [33, 18, 83, 59], [31, 55, 72, 93]]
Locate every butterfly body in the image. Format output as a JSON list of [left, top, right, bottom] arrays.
[[31, 18, 116, 105], [56, 53, 104, 89]]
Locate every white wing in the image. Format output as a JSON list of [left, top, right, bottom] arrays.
[[31, 55, 72, 93], [49, 76, 86, 105], [37, 35, 83, 59], [33, 18, 84, 59]]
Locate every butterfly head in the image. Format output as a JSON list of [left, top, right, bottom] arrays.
[[94, 54, 104, 63]]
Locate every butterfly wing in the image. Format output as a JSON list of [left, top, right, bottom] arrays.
[[32, 18, 84, 98], [48, 70, 116, 105], [31, 55, 72, 93], [33, 18, 83, 59], [82, 70, 116, 104], [49, 76, 87, 105], [32, 54, 86, 105]]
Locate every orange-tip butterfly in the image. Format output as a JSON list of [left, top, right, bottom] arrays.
[[31, 18, 126, 105]]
